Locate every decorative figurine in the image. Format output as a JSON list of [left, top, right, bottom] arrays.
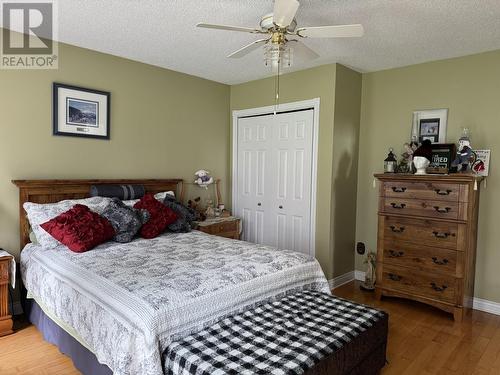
[[194, 169, 214, 189], [409, 135, 419, 151], [361, 252, 377, 291], [188, 197, 206, 221], [451, 129, 475, 173], [384, 148, 397, 173], [413, 139, 433, 175], [356, 242, 376, 292], [205, 199, 215, 218], [397, 142, 415, 173]]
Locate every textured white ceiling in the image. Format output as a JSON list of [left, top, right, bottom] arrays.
[[5, 0, 500, 84]]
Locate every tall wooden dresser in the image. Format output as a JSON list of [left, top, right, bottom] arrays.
[[375, 174, 481, 321]]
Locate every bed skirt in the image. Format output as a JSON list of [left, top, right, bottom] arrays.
[[27, 299, 113, 375]]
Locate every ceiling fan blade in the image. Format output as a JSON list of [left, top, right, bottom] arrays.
[[287, 40, 319, 60], [296, 24, 364, 38], [227, 39, 269, 58], [273, 0, 300, 28], [197, 23, 264, 34]]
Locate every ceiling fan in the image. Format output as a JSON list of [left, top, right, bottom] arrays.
[[196, 0, 364, 70]]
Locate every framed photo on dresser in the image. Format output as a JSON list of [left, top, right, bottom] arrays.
[[53, 83, 110, 139], [427, 143, 456, 174]]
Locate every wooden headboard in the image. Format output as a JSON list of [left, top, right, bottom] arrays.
[[12, 179, 184, 249]]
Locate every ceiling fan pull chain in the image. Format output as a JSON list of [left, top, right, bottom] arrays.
[[274, 48, 281, 115]]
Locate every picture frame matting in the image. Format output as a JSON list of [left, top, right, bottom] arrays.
[[53, 82, 110, 140]]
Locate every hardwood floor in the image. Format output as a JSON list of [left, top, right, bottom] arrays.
[[1, 281, 500, 374], [335, 281, 500, 375], [0, 322, 79, 375]]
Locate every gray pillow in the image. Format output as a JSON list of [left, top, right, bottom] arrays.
[[90, 184, 145, 200], [163, 195, 196, 232], [100, 198, 148, 243]]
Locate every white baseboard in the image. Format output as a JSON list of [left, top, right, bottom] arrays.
[[473, 297, 500, 316], [354, 270, 365, 281], [328, 270, 366, 290], [328, 271, 355, 290]]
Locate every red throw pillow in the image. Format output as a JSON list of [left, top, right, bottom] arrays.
[[40, 204, 115, 253], [134, 194, 177, 238]]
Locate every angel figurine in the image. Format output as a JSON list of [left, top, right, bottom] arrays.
[[360, 252, 377, 291]]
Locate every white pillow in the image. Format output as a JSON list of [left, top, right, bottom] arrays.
[[123, 191, 175, 207], [24, 196, 113, 249]]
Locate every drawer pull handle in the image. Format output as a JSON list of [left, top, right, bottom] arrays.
[[390, 226, 405, 233], [430, 282, 448, 292], [388, 273, 402, 281], [392, 187, 407, 193], [389, 250, 404, 257], [432, 257, 449, 265], [435, 189, 452, 196], [433, 231, 454, 239], [279, 205, 283, 209], [434, 206, 451, 213], [391, 203, 406, 209], [257, 202, 262, 206]]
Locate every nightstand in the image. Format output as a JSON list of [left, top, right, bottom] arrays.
[[0, 254, 13, 337], [195, 217, 241, 239]]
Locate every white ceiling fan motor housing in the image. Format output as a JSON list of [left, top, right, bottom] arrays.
[[260, 13, 297, 32]]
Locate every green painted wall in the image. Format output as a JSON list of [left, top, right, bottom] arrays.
[[332, 64, 362, 276], [0, 40, 230, 258], [230, 64, 362, 280], [355, 50, 500, 302]]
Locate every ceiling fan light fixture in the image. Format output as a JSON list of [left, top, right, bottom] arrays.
[[264, 44, 292, 73]]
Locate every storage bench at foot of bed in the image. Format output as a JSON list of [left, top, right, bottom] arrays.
[[164, 290, 388, 375]]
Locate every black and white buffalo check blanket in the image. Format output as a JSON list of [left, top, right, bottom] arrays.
[[164, 290, 386, 375]]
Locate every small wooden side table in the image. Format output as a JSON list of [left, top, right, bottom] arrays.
[[0, 255, 13, 336], [195, 217, 241, 240]]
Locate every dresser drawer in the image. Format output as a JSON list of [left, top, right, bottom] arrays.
[[381, 265, 457, 304], [383, 216, 464, 250], [215, 220, 238, 234], [381, 198, 466, 220], [382, 240, 461, 276], [200, 220, 238, 235], [383, 181, 464, 202], [216, 232, 240, 240]]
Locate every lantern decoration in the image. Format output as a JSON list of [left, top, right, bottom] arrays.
[[384, 148, 397, 173]]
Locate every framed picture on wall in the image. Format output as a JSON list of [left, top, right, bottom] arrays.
[[53, 83, 110, 139], [411, 108, 448, 144]]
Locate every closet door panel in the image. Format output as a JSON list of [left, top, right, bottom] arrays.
[[236, 115, 274, 245], [271, 110, 314, 254]]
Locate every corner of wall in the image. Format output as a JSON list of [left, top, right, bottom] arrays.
[[330, 64, 362, 277]]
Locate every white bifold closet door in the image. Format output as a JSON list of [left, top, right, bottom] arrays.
[[236, 109, 314, 255]]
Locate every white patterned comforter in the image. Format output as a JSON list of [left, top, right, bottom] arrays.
[[21, 231, 330, 375]]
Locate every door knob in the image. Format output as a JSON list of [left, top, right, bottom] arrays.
[[257, 202, 261, 206], [279, 205, 283, 209]]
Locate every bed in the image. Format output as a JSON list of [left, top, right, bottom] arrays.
[[13, 179, 388, 375]]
